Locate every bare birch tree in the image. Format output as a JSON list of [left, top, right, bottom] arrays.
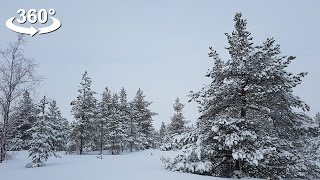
[[0, 34, 41, 162]]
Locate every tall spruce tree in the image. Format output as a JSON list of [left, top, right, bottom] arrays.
[[165, 13, 317, 179], [159, 122, 167, 144], [9, 90, 37, 150], [169, 98, 186, 135], [26, 96, 57, 168], [70, 71, 97, 154], [96, 87, 112, 156], [128, 103, 139, 152], [130, 89, 156, 150], [107, 93, 126, 155], [119, 88, 129, 152], [48, 100, 69, 151]]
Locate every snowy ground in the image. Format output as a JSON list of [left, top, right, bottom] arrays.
[[0, 150, 242, 180]]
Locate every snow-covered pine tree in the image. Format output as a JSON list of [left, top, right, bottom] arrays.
[[118, 87, 129, 152], [127, 102, 139, 152], [169, 98, 187, 135], [159, 122, 167, 144], [48, 100, 69, 151], [130, 89, 157, 150], [70, 71, 97, 154], [96, 87, 112, 156], [107, 93, 126, 155], [9, 90, 37, 150], [151, 128, 161, 148], [26, 96, 57, 168], [315, 112, 320, 127], [165, 13, 318, 179]]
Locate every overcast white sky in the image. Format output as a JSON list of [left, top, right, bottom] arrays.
[[1, 0, 320, 129]]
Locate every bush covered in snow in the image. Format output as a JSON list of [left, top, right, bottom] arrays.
[[160, 130, 198, 151]]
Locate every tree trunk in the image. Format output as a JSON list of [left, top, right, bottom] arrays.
[[80, 136, 83, 155], [235, 159, 242, 171], [236, 87, 246, 171], [240, 108, 246, 117], [0, 143, 4, 163], [112, 142, 114, 155], [100, 140, 103, 155], [240, 87, 247, 118], [1, 103, 10, 163], [79, 123, 83, 155], [99, 125, 103, 155], [130, 118, 133, 152], [79, 114, 85, 155], [0, 147, 2, 163]]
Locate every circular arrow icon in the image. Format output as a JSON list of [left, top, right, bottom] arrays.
[[38, 17, 61, 35], [6, 17, 38, 36], [5, 9, 61, 36]]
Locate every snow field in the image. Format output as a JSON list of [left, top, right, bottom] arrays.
[[0, 150, 229, 180]]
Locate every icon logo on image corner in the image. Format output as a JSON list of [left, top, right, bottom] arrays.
[[5, 9, 61, 37]]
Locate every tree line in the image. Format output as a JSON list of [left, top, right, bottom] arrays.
[[0, 36, 158, 166], [0, 34, 185, 167], [69, 71, 157, 157]]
